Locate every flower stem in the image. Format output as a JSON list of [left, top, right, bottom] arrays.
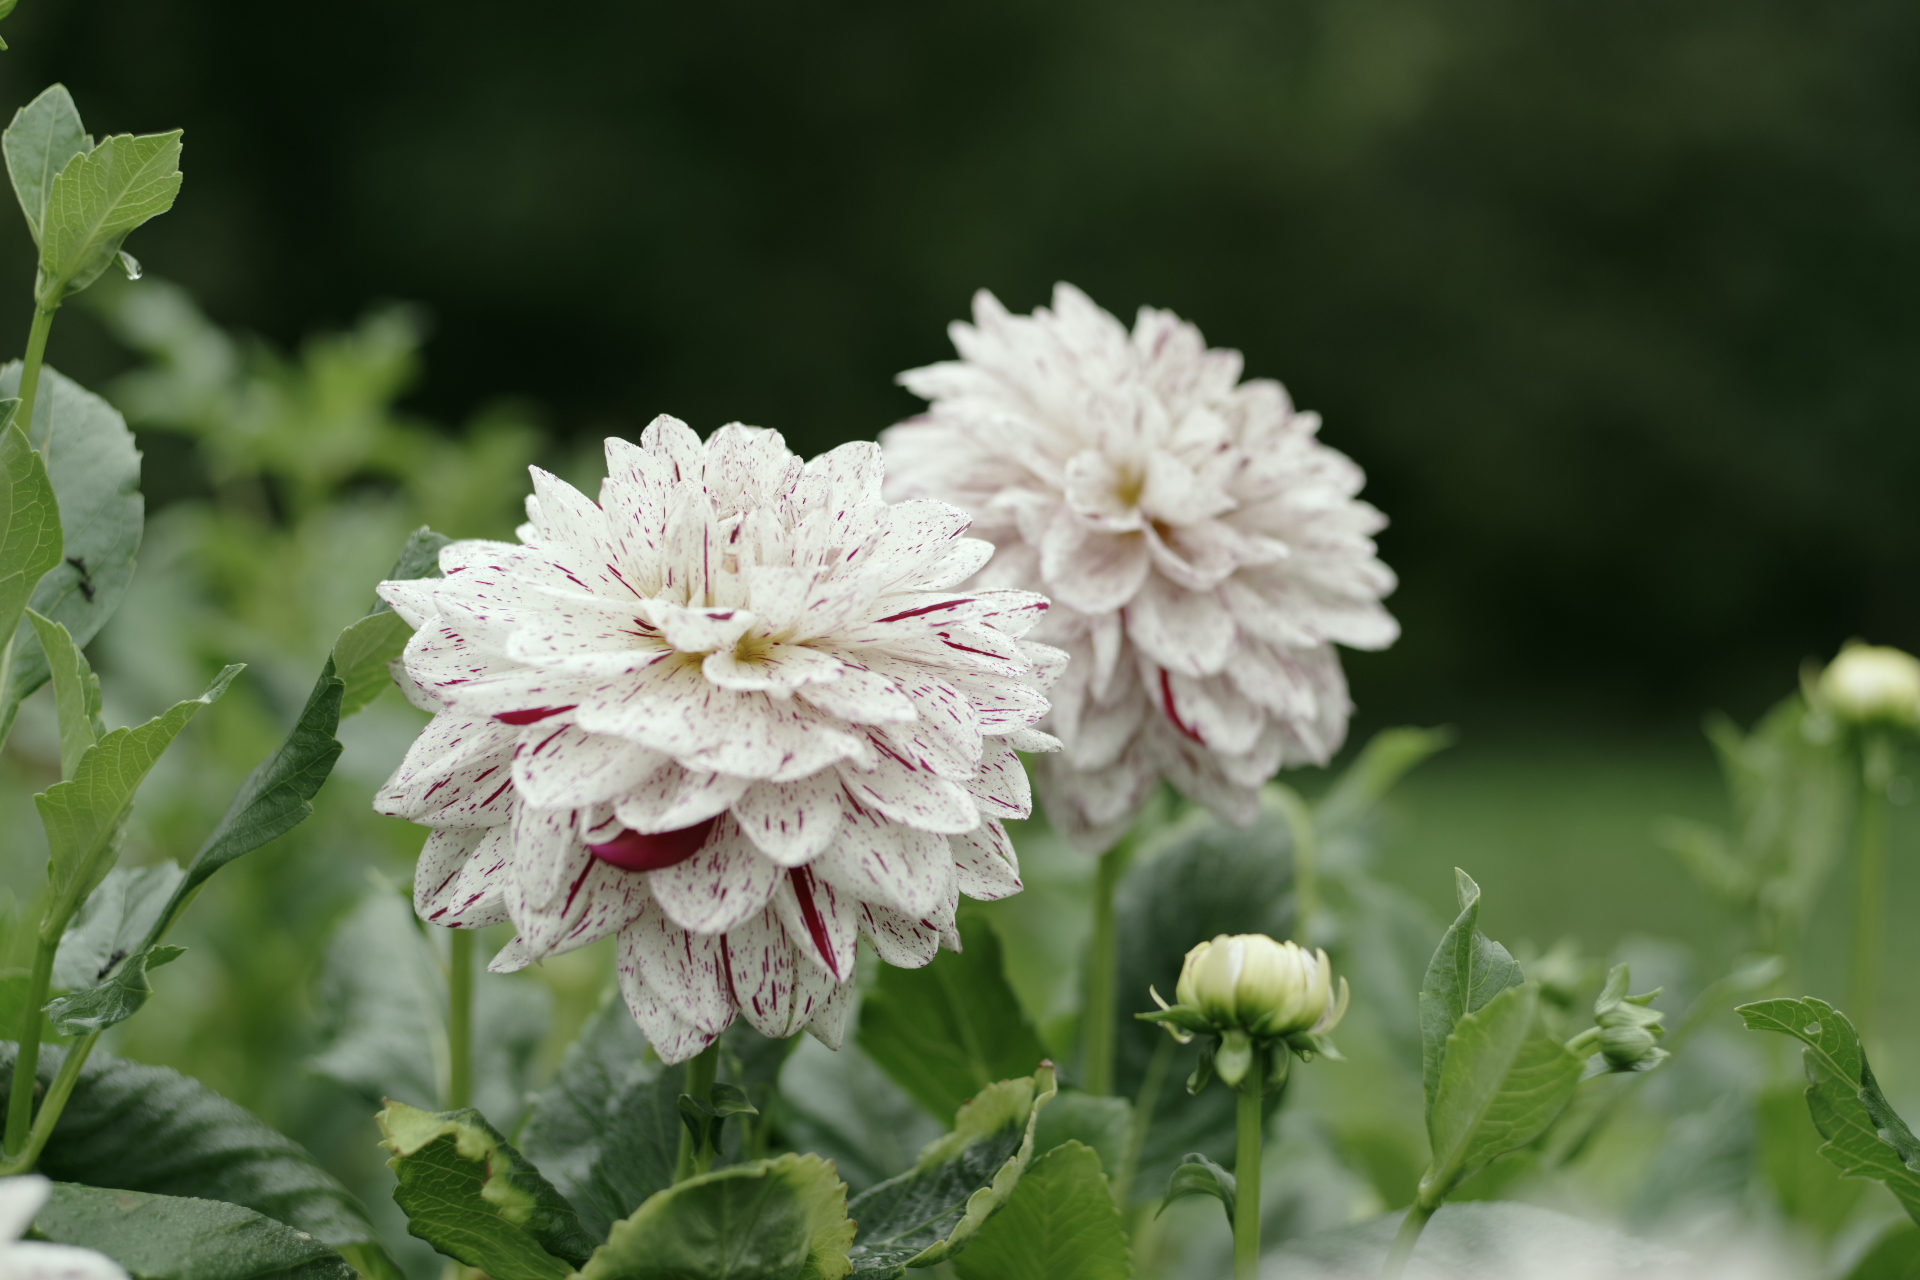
[[446, 928, 475, 1111], [1084, 830, 1139, 1096], [0, 1031, 101, 1176], [674, 1041, 720, 1183], [1271, 784, 1318, 944], [3, 928, 60, 1159], [1381, 1200, 1437, 1279], [1850, 733, 1894, 1043], [16, 303, 57, 451], [1115, 1033, 1176, 1207], [1232, 1046, 1266, 1280]]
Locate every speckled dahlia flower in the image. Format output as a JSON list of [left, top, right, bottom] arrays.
[[375, 419, 1062, 1062], [882, 284, 1396, 851]]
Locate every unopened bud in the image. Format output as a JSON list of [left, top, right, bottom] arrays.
[[1175, 934, 1343, 1039], [1818, 643, 1920, 729], [1592, 963, 1668, 1072]]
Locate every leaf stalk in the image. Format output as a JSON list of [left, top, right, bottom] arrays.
[[16, 302, 57, 456], [445, 927, 474, 1111], [1850, 732, 1892, 1044], [1083, 827, 1140, 1096], [1381, 1198, 1437, 1279], [0, 1030, 101, 1176], [2, 927, 59, 1158]]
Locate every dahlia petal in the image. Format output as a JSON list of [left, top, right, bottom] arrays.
[[961, 737, 1032, 820], [794, 663, 917, 725], [875, 499, 976, 589], [617, 966, 726, 1064], [1006, 727, 1063, 753], [416, 826, 513, 929], [859, 904, 941, 968], [814, 805, 953, 916], [835, 756, 979, 834], [1164, 670, 1264, 755], [1127, 577, 1235, 677], [732, 773, 845, 866], [512, 723, 667, 809], [702, 643, 844, 696], [488, 935, 535, 974], [1040, 512, 1150, 614], [508, 856, 649, 963], [511, 806, 593, 914], [377, 578, 439, 628], [615, 765, 751, 833], [647, 818, 781, 934], [376, 715, 517, 818], [896, 535, 995, 591], [804, 976, 856, 1050], [621, 901, 734, 1036], [950, 820, 1023, 901], [720, 908, 800, 1038], [772, 867, 859, 981]]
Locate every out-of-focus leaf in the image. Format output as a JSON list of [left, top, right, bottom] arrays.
[[0, 364, 143, 726], [1757, 1084, 1865, 1238], [1418, 869, 1523, 1111], [31, 1182, 355, 1280], [4, 85, 92, 244], [1271, 1201, 1683, 1276], [0, 1042, 394, 1266], [1031, 1090, 1131, 1183], [37, 128, 183, 304], [1155, 1150, 1235, 1228], [1739, 996, 1920, 1224], [1424, 983, 1584, 1201], [775, 1036, 942, 1197], [1310, 726, 1455, 837], [29, 608, 101, 778], [329, 610, 411, 718], [376, 1101, 599, 1277], [857, 913, 1048, 1122], [844, 1065, 1058, 1280], [0, 410, 63, 728], [952, 1141, 1130, 1280], [1845, 1221, 1920, 1280], [51, 863, 185, 992], [37, 665, 239, 921], [576, 1153, 854, 1280]]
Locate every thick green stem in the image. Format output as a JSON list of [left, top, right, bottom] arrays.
[[446, 929, 475, 1111], [1851, 734, 1893, 1044], [1271, 784, 1318, 944], [1115, 1033, 1176, 1207], [3, 929, 59, 1158], [0, 1031, 100, 1176], [674, 1041, 720, 1183], [1381, 1200, 1437, 1279], [1233, 1047, 1266, 1280], [16, 303, 57, 450], [1083, 832, 1138, 1096]]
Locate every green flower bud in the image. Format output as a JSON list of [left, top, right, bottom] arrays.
[[1590, 963, 1668, 1073], [1818, 642, 1920, 729], [1173, 934, 1344, 1039]]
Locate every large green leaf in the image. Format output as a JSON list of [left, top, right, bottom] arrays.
[[844, 1065, 1058, 1280], [0, 411, 63, 706], [950, 1141, 1129, 1280], [50, 863, 185, 994], [377, 1102, 598, 1279], [31, 1182, 355, 1280], [1739, 996, 1920, 1224], [1031, 1090, 1131, 1184], [28, 608, 102, 778], [0, 1042, 393, 1267], [1423, 983, 1584, 1200], [4, 85, 93, 244], [37, 664, 240, 922], [330, 610, 412, 719], [37, 128, 183, 304], [576, 1154, 855, 1280], [1418, 869, 1524, 1111], [0, 363, 143, 725]]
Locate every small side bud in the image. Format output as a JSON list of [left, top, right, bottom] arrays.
[[1590, 963, 1668, 1073]]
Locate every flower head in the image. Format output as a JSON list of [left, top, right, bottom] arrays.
[[1141, 932, 1348, 1090], [883, 285, 1397, 849], [1, 1176, 130, 1280], [1817, 642, 1920, 729], [377, 418, 1062, 1062]]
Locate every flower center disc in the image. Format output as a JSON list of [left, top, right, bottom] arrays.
[[586, 816, 720, 872]]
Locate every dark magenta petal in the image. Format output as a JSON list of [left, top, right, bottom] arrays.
[[494, 705, 578, 725], [586, 816, 721, 872]]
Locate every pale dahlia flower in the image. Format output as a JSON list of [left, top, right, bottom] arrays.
[[883, 285, 1397, 850], [376, 419, 1062, 1062]]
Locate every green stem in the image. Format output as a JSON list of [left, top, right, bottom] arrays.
[[0, 1031, 100, 1176], [1114, 1033, 1176, 1207], [1381, 1200, 1436, 1279], [1272, 784, 1319, 944], [17, 303, 57, 450], [445, 929, 475, 1111], [1233, 1046, 1266, 1280], [1851, 734, 1893, 1045], [3, 929, 59, 1159], [1083, 832, 1139, 1096], [674, 1041, 720, 1183]]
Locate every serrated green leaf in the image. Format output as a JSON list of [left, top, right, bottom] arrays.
[[37, 129, 182, 305], [37, 664, 240, 921], [30, 1182, 355, 1280], [51, 862, 186, 993], [1418, 869, 1524, 1112], [577, 1153, 854, 1280], [0, 412, 63, 711], [330, 610, 411, 719], [844, 1064, 1058, 1279], [0, 1042, 393, 1263], [856, 914, 1048, 1124], [4, 85, 92, 245], [952, 1141, 1131, 1280], [0, 363, 142, 728], [1424, 983, 1584, 1199], [28, 607, 100, 778], [1738, 996, 1920, 1224], [377, 1100, 601, 1277], [1155, 1150, 1235, 1228]]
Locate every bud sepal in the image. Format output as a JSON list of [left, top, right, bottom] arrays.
[[1565, 963, 1669, 1076]]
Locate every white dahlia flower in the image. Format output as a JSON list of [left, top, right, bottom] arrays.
[[0, 1177, 131, 1280], [376, 418, 1062, 1062], [882, 284, 1397, 850]]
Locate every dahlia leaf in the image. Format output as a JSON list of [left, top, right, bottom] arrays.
[[51, 862, 185, 993], [951, 1141, 1131, 1280], [1418, 868, 1524, 1111], [0, 408, 63, 709], [377, 1100, 599, 1277], [36, 127, 182, 305], [0, 363, 143, 732], [577, 1153, 854, 1280], [36, 663, 240, 922], [3, 85, 91, 246], [1739, 996, 1920, 1225], [1423, 983, 1584, 1201], [332, 609, 413, 719], [843, 1064, 1058, 1279], [27, 1182, 356, 1280], [0, 1042, 398, 1274], [27, 606, 100, 778], [855, 913, 1048, 1121], [44, 942, 184, 1035], [1155, 1150, 1236, 1229], [1031, 1090, 1132, 1184]]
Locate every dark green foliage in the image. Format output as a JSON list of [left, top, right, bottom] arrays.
[[952, 1142, 1130, 1280], [32, 1182, 357, 1280], [1418, 870, 1524, 1109]]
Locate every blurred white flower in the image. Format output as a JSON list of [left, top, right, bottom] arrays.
[[377, 418, 1061, 1062], [0, 1177, 130, 1280], [1817, 641, 1920, 728], [884, 284, 1397, 849]]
